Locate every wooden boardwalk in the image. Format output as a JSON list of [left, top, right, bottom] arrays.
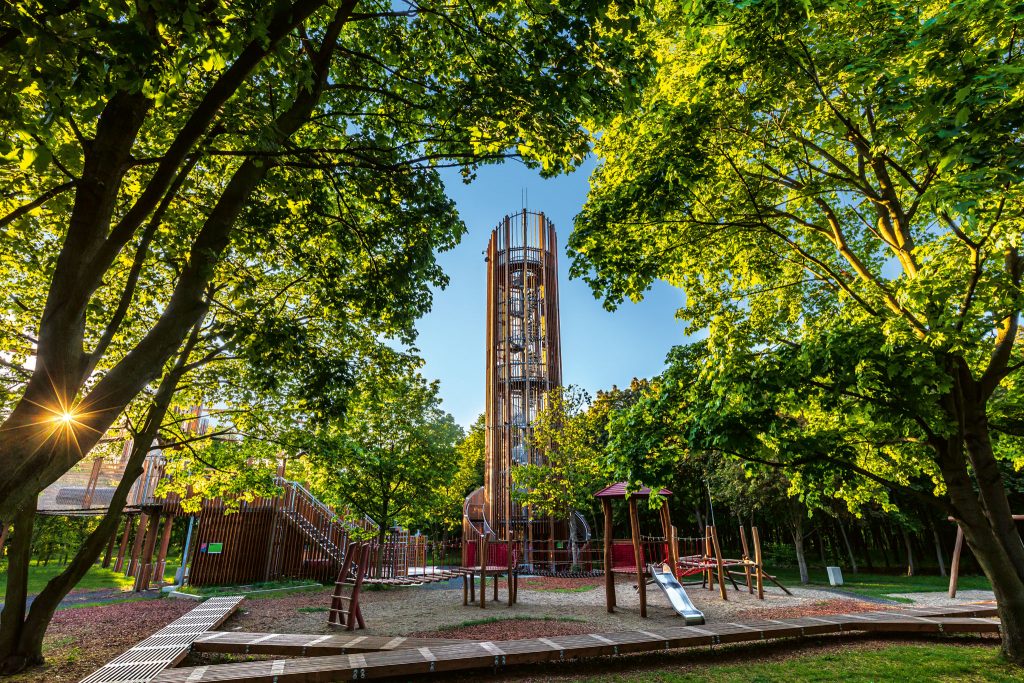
[[155, 604, 997, 682], [192, 631, 466, 656], [80, 596, 243, 683]]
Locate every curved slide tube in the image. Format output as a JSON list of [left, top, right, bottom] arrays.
[[650, 563, 706, 625]]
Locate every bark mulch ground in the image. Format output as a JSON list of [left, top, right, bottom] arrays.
[[6, 597, 195, 683], [734, 597, 892, 621]]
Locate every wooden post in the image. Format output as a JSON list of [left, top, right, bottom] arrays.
[[101, 519, 118, 568], [602, 498, 615, 613], [114, 513, 135, 572], [752, 526, 764, 600], [670, 526, 680, 571], [704, 526, 713, 590], [948, 525, 964, 598], [739, 525, 753, 594], [710, 525, 728, 600], [507, 534, 514, 607], [134, 511, 160, 591], [627, 496, 646, 618], [153, 514, 175, 587], [479, 535, 487, 609], [126, 511, 150, 577]]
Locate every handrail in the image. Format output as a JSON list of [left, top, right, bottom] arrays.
[[275, 477, 377, 534]]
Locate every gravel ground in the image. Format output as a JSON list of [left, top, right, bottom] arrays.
[[890, 589, 996, 606], [222, 575, 887, 637]]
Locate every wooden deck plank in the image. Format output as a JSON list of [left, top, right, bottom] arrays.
[[191, 631, 466, 655], [79, 596, 243, 683], [154, 604, 998, 682]]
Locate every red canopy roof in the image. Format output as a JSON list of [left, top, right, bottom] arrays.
[[593, 482, 673, 499]]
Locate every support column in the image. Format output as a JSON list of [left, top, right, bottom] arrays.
[[628, 496, 646, 618], [154, 514, 175, 588], [114, 513, 135, 572], [101, 518, 118, 568], [752, 526, 765, 600], [603, 498, 615, 613], [125, 512, 147, 575], [133, 511, 160, 591]]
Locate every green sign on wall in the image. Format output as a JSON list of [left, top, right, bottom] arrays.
[[207, 542, 223, 554]]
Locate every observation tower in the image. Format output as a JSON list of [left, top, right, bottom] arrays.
[[464, 210, 562, 549]]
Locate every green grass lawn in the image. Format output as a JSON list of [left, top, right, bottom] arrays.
[[0, 560, 179, 597], [769, 567, 991, 602], [175, 578, 323, 598], [582, 643, 1016, 682]]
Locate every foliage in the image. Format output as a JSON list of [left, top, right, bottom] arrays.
[[570, 0, 1024, 635], [428, 414, 487, 532], [303, 359, 463, 535], [159, 439, 282, 514], [0, 0, 652, 523], [512, 386, 613, 521]]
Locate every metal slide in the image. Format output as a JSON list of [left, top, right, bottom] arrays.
[[650, 564, 706, 625]]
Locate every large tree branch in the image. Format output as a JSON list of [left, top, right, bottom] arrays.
[[0, 182, 75, 230]]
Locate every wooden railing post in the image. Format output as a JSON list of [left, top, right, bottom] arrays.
[[752, 526, 764, 600]]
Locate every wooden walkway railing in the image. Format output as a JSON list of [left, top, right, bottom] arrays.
[[153, 604, 997, 682], [80, 596, 243, 683]]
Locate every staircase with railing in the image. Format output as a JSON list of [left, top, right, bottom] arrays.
[[268, 478, 376, 583]]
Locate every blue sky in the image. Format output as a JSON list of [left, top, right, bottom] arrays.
[[415, 159, 695, 429]]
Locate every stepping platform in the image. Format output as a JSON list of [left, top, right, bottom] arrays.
[[191, 631, 466, 656], [81, 595, 243, 683], [153, 604, 996, 682]]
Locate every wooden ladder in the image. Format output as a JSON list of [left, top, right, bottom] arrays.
[[328, 541, 368, 630]]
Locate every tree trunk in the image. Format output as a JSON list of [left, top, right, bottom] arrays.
[[900, 526, 915, 577], [817, 528, 828, 566], [937, 376, 1024, 663], [0, 504, 37, 674], [376, 525, 388, 579], [931, 521, 947, 578], [568, 513, 581, 570], [856, 524, 874, 572], [878, 522, 894, 570], [788, 506, 809, 584], [0, 322, 196, 674], [837, 519, 859, 574]]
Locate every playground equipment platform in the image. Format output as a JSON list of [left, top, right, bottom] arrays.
[[144, 603, 997, 682]]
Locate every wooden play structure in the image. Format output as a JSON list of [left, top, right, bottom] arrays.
[[596, 482, 677, 617], [328, 542, 370, 630], [596, 482, 790, 619], [460, 532, 519, 609], [84, 598, 1000, 683], [675, 524, 793, 599]]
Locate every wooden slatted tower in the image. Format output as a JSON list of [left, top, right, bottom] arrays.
[[465, 210, 562, 552]]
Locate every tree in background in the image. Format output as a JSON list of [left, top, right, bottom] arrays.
[[513, 386, 613, 569], [428, 414, 486, 534], [305, 361, 462, 572], [570, 0, 1024, 660]]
